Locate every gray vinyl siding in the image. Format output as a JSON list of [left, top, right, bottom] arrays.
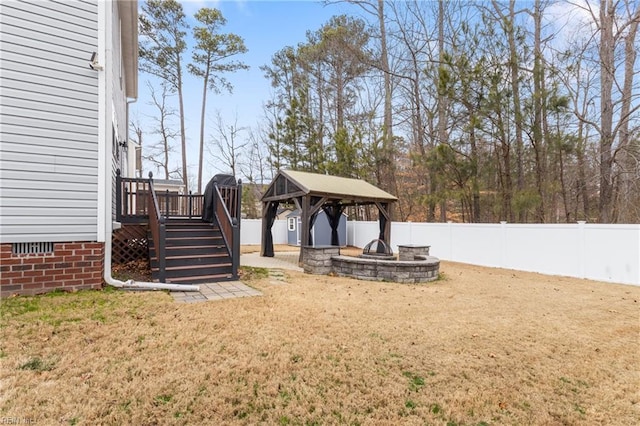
[[0, 0, 100, 243], [110, 0, 126, 219]]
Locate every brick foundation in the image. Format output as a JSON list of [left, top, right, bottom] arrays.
[[0, 242, 104, 298]]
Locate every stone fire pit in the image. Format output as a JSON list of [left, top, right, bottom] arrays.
[[302, 244, 440, 284]]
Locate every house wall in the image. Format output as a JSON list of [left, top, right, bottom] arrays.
[[110, 0, 132, 219], [0, 0, 100, 243], [0, 0, 134, 297]]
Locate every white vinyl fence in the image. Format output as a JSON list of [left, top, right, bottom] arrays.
[[241, 219, 640, 286]]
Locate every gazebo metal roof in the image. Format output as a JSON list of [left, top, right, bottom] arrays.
[[261, 170, 397, 204]]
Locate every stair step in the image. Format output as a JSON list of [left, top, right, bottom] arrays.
[[164, 273, 233, 284], [150, 254, 232, 268], [165, 253, 228, 261], [150, 245, 227, 254], [152, 263, 232, 279], [162, 263, 232, 272], [166, 230, 220, 238], [164, 236, 224, 246]]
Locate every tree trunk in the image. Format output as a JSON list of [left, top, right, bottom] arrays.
[[377, 0, 397, 204], [177, 62, 189, 193], [532, 0, 546, 222], [437, 0, 448, 222], [598, 0, 614, 223], [469, 118, 481, 222], [197, 60, 211, 194]]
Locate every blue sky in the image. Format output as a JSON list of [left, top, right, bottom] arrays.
[[131, 0, 359, 184]]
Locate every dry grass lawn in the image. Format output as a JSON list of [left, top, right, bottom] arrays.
[[1, 255, 639, 425]]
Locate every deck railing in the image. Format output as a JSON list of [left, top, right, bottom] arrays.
[[116, 170, 204, 222], [115, 170, 151, 223]]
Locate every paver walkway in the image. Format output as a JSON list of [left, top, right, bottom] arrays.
[[170, 251, 301, 303], [171, 281, 261, 303], [240, 251, 302, 272]]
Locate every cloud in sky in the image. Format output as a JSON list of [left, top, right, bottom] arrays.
[[544, 0, 599, 49]]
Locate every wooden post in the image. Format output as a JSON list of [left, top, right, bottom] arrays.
[[232, 180, 242, 279], [299, 195, 311, 264], [158, 218, 166, 283], [165, 189, 170, 218], [115, 169, 122, 222]]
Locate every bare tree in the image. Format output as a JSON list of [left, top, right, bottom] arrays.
[[143, 82, 181, 180], [207, 111, 249, 177], [567, 0, 640, 222], [240, 126, 271, 185]]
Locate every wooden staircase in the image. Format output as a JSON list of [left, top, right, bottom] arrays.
[[149, 219, 233, 284], [116, 171, 242, 285]]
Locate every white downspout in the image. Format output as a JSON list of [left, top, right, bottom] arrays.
[[97, 0, 198, 292]]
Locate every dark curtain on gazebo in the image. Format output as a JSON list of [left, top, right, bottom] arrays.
[[377, 206, 388, 253], [263, 201, 279, 257], [323, 204, 345, 246], [308, 211, 319, 246]]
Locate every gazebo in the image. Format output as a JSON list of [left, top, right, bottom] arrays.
[[260, 170, 398, 258]]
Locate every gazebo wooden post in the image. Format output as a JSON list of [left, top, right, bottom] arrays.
[[299, 195, 311, 264]]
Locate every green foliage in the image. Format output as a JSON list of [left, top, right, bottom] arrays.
[[402, 371, 425, 392], [239, 266, 270, 281], [512, 190, 542, 218], [242, 185, 261, 219], [188, 7, 249, 94], [262, 14, 373, 178], [139, 0, 188, 90], [154, 394, 173, 405]]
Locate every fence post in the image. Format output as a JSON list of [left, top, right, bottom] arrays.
[[188, 190, 193, 219]]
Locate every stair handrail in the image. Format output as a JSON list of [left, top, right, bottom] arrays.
[[213, 179, 242, 280], [147, 172, 166, 282]]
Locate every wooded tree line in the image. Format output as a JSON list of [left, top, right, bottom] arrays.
[[260, 0, 639, 223], [134, 0, 638, 224]]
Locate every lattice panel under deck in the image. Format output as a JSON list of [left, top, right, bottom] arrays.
[[112, 225, 149, 265]]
